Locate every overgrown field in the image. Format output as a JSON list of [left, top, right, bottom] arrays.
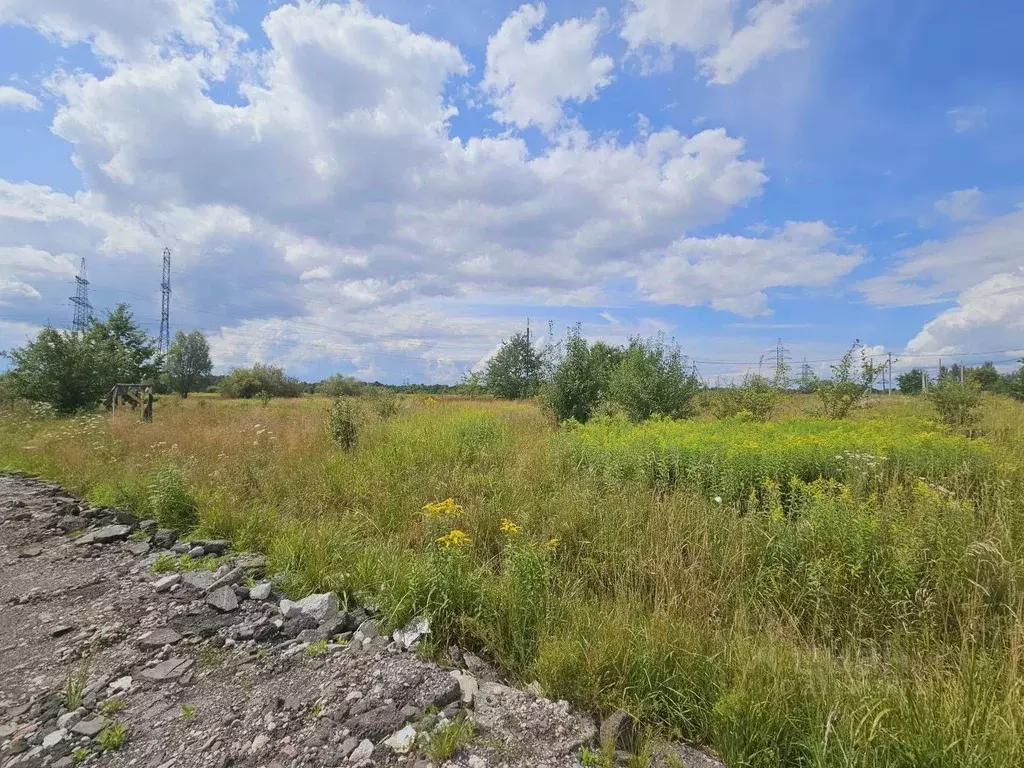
[[2, 394, 1024, 767]]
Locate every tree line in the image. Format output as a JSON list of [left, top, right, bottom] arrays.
[[4, 306, 1024, 418], [0, 304, 215, 412]]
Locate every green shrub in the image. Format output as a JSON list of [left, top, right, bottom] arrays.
[[219, 363, 302, 399], [608, 336, 700, 422], [546, 327, 621, 423], [712, 375, 780, 422], [929, 378, 982, 432], [317, 374, 366, 397], [329, 398, 358, 450], [369, 387, 399, 420], [817, 341, 880, 418]]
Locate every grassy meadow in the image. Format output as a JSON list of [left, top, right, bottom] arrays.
[[2, 392, 1024, 767]]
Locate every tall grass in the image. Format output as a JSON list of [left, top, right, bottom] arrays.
[[2, 394, 1023, 766]]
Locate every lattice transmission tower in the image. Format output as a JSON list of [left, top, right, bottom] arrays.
[[69, 257, 92, 333], [158, 247, 172, 354]]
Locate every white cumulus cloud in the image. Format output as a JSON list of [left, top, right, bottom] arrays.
[[483, 3, 613, 130], [0, 85, 41, 110], [622, 0, 820, 83], [635, 220, 861, 316]]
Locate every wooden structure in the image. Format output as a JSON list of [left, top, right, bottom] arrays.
[[107, 383, 154, 422]]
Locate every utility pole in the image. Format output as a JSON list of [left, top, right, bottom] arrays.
[[69, 257, 92, 333], [887, 353, 894, 395], [525, 317, 530, 348], [922, 368, 927, 392], [960, 363, 965, 384], [158, 247, 171, 355]]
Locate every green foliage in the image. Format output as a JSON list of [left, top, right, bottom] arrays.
[[71, 747, 92, 762], [712, 374, 780, 422], [329, 397, 358, 450], [816, 341, 879, 418], [485, 330, 544, 399], [180, 703, 197, 719], [147, 462, 199, 532], [86, 304, 162, 384], [546, 327, 620, 423], [219, 363, 302, 399], [317, 373, 366, 397], [4, 304, 159, 413], [166, 330, 213, 398], [929, 377, 982, 432], [564, 415, 992, 504], [898, 367, 928, 395], [424, 715, 475, 761], [100, 698, 127, 715], [369, 387, 399, 419], [456, 370, 487, 398], [607, 336, 700, 422], [0, 371, 15, 405], [96, 721, 128, 751], [1005, 360, 1024, 401], [971, 361, 1002, 392], [306, 639, 329, 657]]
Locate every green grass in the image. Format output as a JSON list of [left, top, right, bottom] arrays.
[[96, 721, 128, 751], [424, 716, 475, 761], [3, 394, 1024, 767], [561, 415, 996, 504]]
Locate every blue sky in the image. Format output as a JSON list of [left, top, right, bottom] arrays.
[[1, 0, 1023, 383]]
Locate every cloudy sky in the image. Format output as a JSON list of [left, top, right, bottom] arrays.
[[1, 0, 1022, 383]]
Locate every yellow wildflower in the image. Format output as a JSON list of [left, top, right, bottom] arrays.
[[422, 498, 462, 518], [436, 529, 471, 548], [546, 537, 560, 551], [500, 518, 522, 535]]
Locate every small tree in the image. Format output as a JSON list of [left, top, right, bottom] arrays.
[[608, 335, 700, 422], [166, 330, 213, 398], [485, 331, 544, 399], [929, 378, 982, 432], [5, 328, 107, 413], [817, 341, 880, 418], [5, 305, 159, 414], [897, 368, 927, 395], [317, 374, 365, 397], [970, 362, 1002, 392], [1006, 360, 1024, 401], [456, 370, 486, 398], [547, 326, 601, 423], [86, 303, 162, 384]]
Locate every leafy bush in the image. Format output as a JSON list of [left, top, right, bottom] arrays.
[[369, 387, 399, 419], [608, 336, 700, 422], [928, 378, 982, 432], [546, 327, 620, 423], [3, 305, 160, 414], [712, 374, 780, 422], [317, 374, 366, 397], [816, 342, 879, 418], [219, 363, 302, 399], [329, 397, 358, 450]]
